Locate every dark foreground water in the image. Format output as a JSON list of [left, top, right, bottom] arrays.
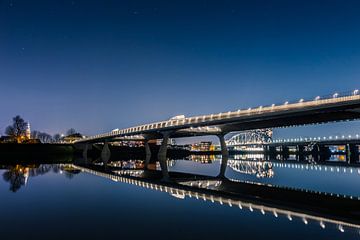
[[1, 155, 360, 240]]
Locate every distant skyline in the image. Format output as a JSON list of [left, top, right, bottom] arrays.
[[1, 0, 360, 142]]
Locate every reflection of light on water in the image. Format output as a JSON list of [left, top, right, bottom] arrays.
[[320, 221, 326, 229], [74, 165, 360, 236], [329, 155, 346, 162], [170, 192, 185, 199], [228, 160, 274, 178], [261, 208, 265, 215]]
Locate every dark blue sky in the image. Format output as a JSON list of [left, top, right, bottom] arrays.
[[1, 0, 360, 139]]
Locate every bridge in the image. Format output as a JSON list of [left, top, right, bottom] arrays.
[[75, 90, 360, 180], [226, 130, 360, 162]]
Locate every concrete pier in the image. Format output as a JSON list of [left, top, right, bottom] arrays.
[[101, 142, 111, 165], [157, 132, 172, 181], [144, 140, 151, 169], [217, 134, 229, 178]]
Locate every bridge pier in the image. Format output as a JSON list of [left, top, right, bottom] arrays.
[[82, 143, 89, 160], [144, 140, 151, 169], [101, 142, 111, 166], [217, 133, 229, 178], [158, 132, 172, 181], [348, 144, 359, 163]]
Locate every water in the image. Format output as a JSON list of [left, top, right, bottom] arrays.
[[0, 155, 360, 240]]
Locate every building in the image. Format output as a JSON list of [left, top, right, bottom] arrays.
[[191, 141, 215, 152]]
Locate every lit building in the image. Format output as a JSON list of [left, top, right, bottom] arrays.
[[191, 141, 215, 152]]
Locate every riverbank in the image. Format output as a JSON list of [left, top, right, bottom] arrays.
[[0, 143, 74, 162]]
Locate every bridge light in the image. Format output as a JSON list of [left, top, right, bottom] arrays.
[[315, 96, 320, 101], [338, 225, 344, 233], [284, 101, 289, 105], [299, 98, 304, 103], [271, 103, 275, 108], [354, 89, 359, 95], [333, 93, 339, 98]]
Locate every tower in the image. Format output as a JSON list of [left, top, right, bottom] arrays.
[[26, 122, 31, 139]]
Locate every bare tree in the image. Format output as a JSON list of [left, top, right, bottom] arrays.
[[5, 115, 27, 141], [66, 128, 76, 136], [37, 132, 53, 143], [31, 130, 40, 139], [53, 134, 61, 143]]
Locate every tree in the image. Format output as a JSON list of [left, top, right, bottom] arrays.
[[31, 130, 53, 143], [37, 132, 53, 143], [53, 134, 61, 143], [5, 115, 27, 142], [31, 130, 40, 139], [66, 128, 76, 136]]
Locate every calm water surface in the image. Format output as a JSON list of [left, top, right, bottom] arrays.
[[1, 155, 360, 240]]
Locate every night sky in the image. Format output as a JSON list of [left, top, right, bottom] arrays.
[[1, 0, 360, 141]]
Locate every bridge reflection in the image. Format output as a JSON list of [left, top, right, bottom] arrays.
[[73, 162, 360, 235]]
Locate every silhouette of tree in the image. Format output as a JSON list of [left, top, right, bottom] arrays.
[[53, 133, 61, 143], [3, 166, 28, 192], [31, 130, 53, 143], [31, 130, 40, 139], [5, 115, 27, 141], [66, 128, 77, 136], [37, 132, 53, 143]]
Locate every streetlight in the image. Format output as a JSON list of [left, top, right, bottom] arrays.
[[333, 93, 338, 98], [315, 96, 320, 101], [354, 89, 359, 95]]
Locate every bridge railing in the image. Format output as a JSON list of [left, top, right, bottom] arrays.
[[273, 133, 360, 144]]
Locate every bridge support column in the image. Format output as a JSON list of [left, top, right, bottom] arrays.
[[158, 132, 172, 181], [217, 133, 229, 179], [82, 143, 89, 160], [101, 142, 111, 166], [144, 140, 151, 169], [348, 144, 359, 163]]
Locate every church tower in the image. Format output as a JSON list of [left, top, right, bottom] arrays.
[[26, 122, 31, 139]]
